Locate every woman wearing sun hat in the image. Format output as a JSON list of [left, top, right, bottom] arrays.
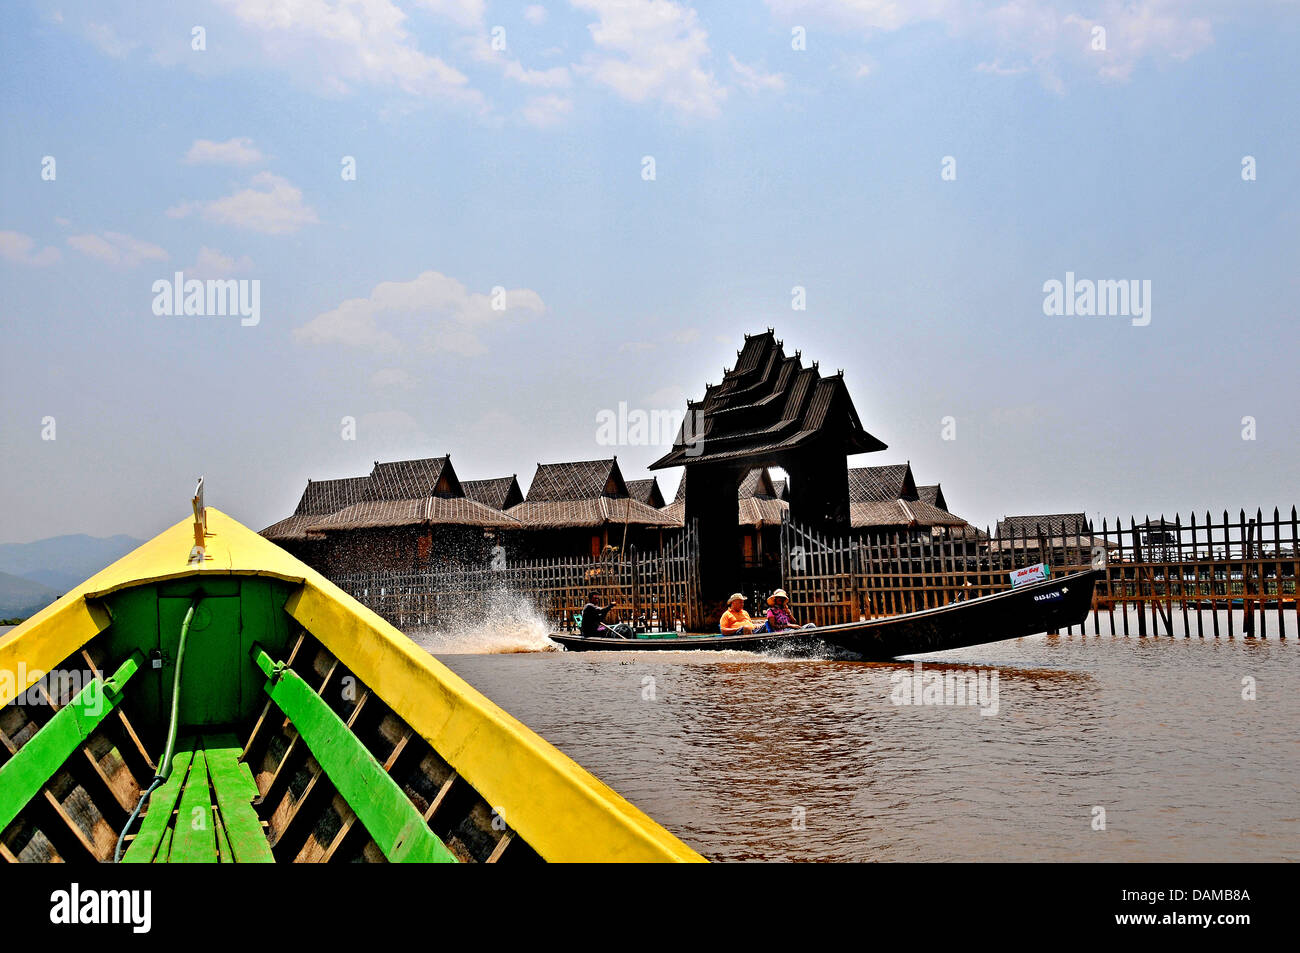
[[764, 589, 802, 632]]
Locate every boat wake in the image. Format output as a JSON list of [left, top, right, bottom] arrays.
[[404, 590, 559, 655]]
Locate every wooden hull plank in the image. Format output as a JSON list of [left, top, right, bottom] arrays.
[[252, 645, 457, 864], [0, 652, 142, 836]]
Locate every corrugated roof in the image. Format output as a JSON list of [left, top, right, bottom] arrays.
[[525, 459, 627, 502]]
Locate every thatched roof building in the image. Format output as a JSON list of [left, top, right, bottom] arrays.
[[499, 459, 678, 558], [917, 483, 947, 511], [849, 463, 917, 503], [991, 512, 1105, 551], [261, 475, 370, 544], [845, 463, 970, 532], [462, 475, 524, 512], [625, 478, 666, 509]]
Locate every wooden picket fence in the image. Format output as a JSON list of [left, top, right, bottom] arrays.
[[332, 507, 1297, 637], [779, 508, 1299, 635], [333, 521, 700, 630]]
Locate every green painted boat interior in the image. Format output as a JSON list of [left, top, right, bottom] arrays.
[[0, 578, 542, 864], [101, 577, 297, 751]]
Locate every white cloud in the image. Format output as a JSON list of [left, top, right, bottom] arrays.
[[0, 231, 61, 266], [184, 137, 265, 165], [295, 270, 546, 355], [572, 0, 727, 117], [521, 94, 574, 127], [371, 367, 418, 389], [186, 246, 255, 278], [413, 0, 486, 28], [729, 54, 785, 93], [168, 172, 319, 235], [216, 0, 481, 104], [84, 21, 137, 58], [764, 0, 1217, 88], [464, 36, 572, 88], [525, 5, 549, 25], [66, 231, 167, 267]]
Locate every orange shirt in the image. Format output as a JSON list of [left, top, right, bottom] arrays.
[[720, 608, 754, 634]]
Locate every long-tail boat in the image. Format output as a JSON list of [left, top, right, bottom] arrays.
[[550, 570, 1100, 655], [0, 488, 703, 863]]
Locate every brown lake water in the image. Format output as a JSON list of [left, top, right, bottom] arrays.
[[423, 616, 1299, 862]]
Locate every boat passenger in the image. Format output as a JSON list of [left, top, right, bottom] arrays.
[[580, 592, 618, 637], [764, 589, 801, 631], [719, 593, 768, 635]]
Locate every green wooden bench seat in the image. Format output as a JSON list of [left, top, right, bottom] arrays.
[[123, 734, 273, 864]]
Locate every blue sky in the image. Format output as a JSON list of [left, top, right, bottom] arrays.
[[1, 0, 1297, 543]]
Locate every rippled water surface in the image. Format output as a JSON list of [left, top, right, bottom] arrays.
[[432, 620, 1298, 862]]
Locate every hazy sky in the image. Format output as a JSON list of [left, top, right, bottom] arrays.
[[2, 0, 1296, 544]]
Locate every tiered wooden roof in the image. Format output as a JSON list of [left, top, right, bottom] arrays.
[[462, 476, 524, 512], [650, 330, 886, 470]]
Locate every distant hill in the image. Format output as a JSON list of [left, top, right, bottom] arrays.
[[0, 534, 143, 598], [0, 571, 61, 619]]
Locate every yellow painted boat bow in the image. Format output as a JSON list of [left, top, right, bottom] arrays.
[[0, 507, 704, 863]]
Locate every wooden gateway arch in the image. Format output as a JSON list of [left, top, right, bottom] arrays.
[[650, 330, 887, 627]]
